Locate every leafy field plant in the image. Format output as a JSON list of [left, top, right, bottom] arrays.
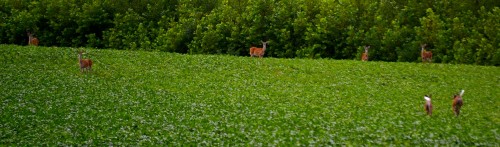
[[0, 45, 498, 146]]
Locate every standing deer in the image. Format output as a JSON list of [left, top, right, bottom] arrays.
[[452, 90, 464, 117], [361, 46, 370, 61], [27, 32, 39, 46], [424, 95, 433, 116], [421, 44, 432, 63], [250, 41, 269, 58], [78, 51, 93, 73]]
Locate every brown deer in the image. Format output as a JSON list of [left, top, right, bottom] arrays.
[[424, 95, 433, 116], [250, 41, 269, 58], [27, 32, 39, 46], [421, 44, 432, 63], [361, 46, 370, 61], [452, 90, 464, 117], [78, 51, 93, 73]]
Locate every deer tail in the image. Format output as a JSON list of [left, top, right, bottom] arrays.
[[460, 90, 464, 97], [424, 96, 431, 101]]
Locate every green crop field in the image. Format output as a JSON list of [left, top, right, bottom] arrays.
[[0, 45, 499, 146]]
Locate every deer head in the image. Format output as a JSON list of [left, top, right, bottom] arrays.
[[420, 44, 427, 50], [261, 41, 269, 51]]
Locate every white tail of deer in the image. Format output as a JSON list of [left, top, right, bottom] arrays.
[[361, 46, 370, 61], [424, 95, 432, 116], [250, 41, 269, 58], [78, 51, 93, 73], [27, 32, 39, 46]]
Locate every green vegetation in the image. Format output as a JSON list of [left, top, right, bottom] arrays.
[[1, 0, 499, 65], [1, 45, 499, 145]]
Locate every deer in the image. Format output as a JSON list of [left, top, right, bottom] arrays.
[[452, 90, 464, 117], [78, 51, 93, 73], [424, 95, 433, 116], [421, 44, 432, 63], [250, 41, 269, 58], [361, 46, 370, 61], [27, 32, 39, 46]]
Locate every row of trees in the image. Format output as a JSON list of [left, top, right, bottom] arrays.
[[1, 0, 499, 65]]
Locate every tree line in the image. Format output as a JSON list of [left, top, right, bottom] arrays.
[[1, 0, 499, 65]]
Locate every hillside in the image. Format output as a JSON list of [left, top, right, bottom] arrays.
[[0, 45, 499, 145]]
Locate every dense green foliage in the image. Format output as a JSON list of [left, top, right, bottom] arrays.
[[0, 0, 499, 65], [1, 45, 499, 145]]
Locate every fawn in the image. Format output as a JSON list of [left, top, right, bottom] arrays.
[[250, 41, 269, 58], [452, 90, 464, 117], [424, 95, 433, 116], [78, 51, 93, 73], [361, 46, 370, 61], [27, 32, 39, 46], [421, 44, 432, 63]]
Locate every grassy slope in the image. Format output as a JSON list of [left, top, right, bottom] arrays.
[[0, 45, 499, 145]]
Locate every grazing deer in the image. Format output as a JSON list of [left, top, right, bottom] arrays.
[[452, 90, 464, 117], [78, 51, 93, 73], [361, 46, 370, 61], [424, 95, 433, 116], [27, 32, 39, 46], [421, 44, 432, 63], [250, 41, 269, 58]]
